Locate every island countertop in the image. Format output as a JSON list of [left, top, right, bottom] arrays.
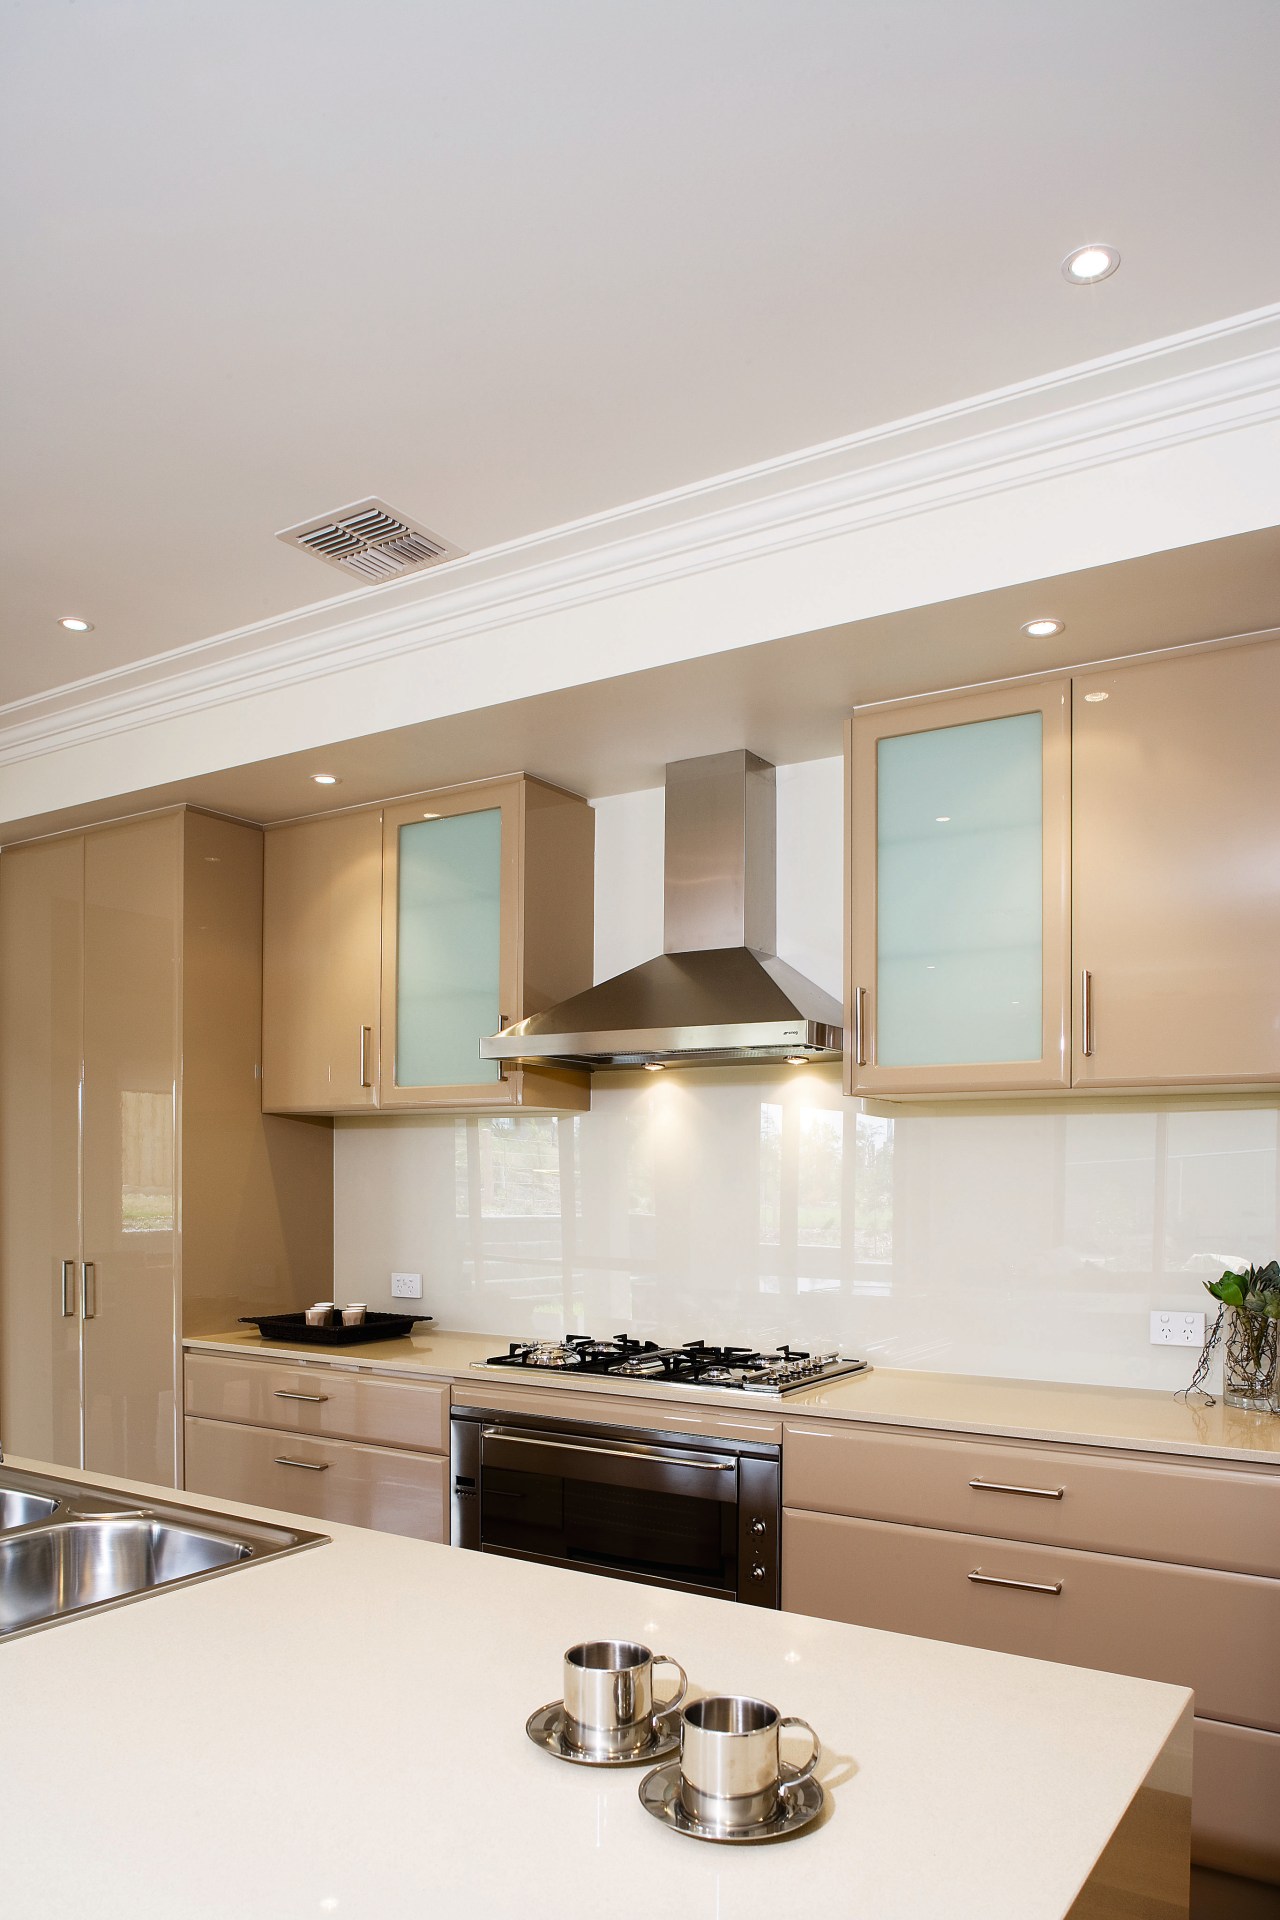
[[2, 1454, 1191, 1920], [185, 1327, 1280, 1465]]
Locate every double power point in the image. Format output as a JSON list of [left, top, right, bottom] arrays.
[[1149, 1311, 1206, 1347], [391, 1271, 423, 1300]]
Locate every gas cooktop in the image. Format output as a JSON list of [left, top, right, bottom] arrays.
[[472, 1334, 869, 1396]]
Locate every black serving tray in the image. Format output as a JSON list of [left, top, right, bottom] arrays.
[[239, 1311, 432, 1347]]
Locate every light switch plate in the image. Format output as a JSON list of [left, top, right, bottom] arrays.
[[1150, 1310, 1205, 1347], [391, 1271, 423, 1299]]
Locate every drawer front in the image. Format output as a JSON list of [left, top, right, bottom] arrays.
[[183, 1416, 449, 1543], [783, 1421, 1280, 1577], [184, 1353, 448, 1453], [1193, 1719, 1280, 1884], [781, 1510, 1280, 1731]]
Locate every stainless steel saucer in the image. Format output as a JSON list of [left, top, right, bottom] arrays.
[[525, 1701, 682, 1767], [637, 1760, 825, 1842]]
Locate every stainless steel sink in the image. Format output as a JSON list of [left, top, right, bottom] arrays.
[[0, 1488, 59, 1531], [0, 1465, 326, 1641]]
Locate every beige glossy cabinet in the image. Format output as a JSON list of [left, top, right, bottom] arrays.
[[261, 808, 383, 1113], [1071, 640, 1280, 1090], [846, 636, 1280, 1098], [0, 810, 333, 1487], [183, 1351, 450, 1542], [782, 1418, 1280, 1888], [262, 775, 595, 1115]]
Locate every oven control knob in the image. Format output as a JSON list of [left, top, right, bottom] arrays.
[[750, 1519, 767, 1536], [751, 1562, 767, 1581]]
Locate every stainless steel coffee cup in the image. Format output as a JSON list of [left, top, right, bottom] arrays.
[[678, 1694, 820, 1827], [562, 1639, 688, 1757]]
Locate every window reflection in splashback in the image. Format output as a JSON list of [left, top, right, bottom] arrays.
[[334, 1072, 1279, 1392]]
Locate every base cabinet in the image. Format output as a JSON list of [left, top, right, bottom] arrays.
[[782, 1421, 1280, 1889], [182, 1352, 450, 1543], [185, 1415, 448, 1542]]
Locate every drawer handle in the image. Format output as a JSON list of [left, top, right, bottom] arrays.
[[274, 1390, 329, 1403], [968, 1569, 1062, 1595], [969, 1477, 1064, 1500], [275, 1456, 330, 1471]]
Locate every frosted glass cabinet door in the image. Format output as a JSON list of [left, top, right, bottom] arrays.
[[847, 679, 1071, 1095], [380, 785, 521, 1104]]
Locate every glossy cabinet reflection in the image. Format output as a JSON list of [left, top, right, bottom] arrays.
[[262, 775, 594, 1114], [847, 679, 1071, 1095], [0, 810, 333, 1487]]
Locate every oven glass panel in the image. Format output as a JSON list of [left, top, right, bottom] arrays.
[[481, 1464, 737, 1594]]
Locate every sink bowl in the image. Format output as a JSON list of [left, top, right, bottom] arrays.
[[0, 1465, 326, 1640], [0, 1518, 249, 1636], [0, 1489, 58, 1531]]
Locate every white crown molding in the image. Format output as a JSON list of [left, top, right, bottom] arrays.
[[2, 302, 1279, 770]]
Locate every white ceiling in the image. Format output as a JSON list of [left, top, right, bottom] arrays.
[[2, 1, 1279, 709]]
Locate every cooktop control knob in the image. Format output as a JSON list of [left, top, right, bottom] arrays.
[[750, 1518, 767, 1535], [751, 1563, 766, 1581]]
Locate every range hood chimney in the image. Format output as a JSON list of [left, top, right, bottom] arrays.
[[480, 751, 843, 1070]]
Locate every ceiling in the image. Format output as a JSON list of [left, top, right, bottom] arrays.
[[2, 1, 1279, 710], [5, 526, 1276, 842]]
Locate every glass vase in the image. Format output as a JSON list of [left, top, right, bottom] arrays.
[[1222, 1306, 1279, 1412]]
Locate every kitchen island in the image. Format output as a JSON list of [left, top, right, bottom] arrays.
[[3, 1456, 1190, 1919]]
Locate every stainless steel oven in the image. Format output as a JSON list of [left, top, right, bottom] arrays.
[[450, 1406, 781, 1607]]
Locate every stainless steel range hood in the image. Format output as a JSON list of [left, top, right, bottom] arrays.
[[480, 751, 843, 1070]]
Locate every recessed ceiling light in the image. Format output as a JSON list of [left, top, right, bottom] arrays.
[[312, 773, 339, 786], [1083, 691, 1109, 703], [1061, 243, 1120, 285], [59, 617, 94, 633], [935, 815, 951, 823], [1021, 618, 1065, 639]]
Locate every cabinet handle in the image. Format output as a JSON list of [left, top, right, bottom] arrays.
[[969, 1478, 1064, 1501], [81, 1261, 97, 1320], [359, 1025, 373, 1089], [968, 1569, 1063, 1595], [1080, 970, 1094, 1057], [274, 1457, 329, 1471], [61, 1259, 77, 1318], [274, 1390, 329, 1403], [852, 986, 866, 1067]]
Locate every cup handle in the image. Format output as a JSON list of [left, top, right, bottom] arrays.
[[651, 1655, 688, 1720], [778, 1715, 821, 1793]]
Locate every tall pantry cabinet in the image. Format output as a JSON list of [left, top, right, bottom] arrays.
[[0, 808, 333, 1487]]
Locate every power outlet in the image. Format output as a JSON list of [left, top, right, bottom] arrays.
[[1150, 1310, 1205, 1347], [391, 1271, 423, 1300]]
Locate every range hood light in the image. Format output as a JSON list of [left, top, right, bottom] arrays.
[[643, 1062, 665, 1072], [785, 1055, 809, 1067]]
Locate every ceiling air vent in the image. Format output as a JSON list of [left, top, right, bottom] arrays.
[[277, 498, 464, 582]]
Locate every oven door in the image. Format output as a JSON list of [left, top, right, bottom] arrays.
[[473, 1419, 743, 1600]]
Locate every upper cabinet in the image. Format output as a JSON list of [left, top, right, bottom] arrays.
[[262, 774, 595, 1116], [847, 678, 1071, 1096], [1071, 641, 1280, 1091], [846, 637, 1280, 1099]]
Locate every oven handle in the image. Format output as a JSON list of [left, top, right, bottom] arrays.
[[480, 1427, 736, 1472]]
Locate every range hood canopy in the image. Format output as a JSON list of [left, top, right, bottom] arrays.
[[480, 751, 843, 1070]]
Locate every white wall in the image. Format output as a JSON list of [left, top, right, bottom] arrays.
[[334, 761, 1278, 1392]]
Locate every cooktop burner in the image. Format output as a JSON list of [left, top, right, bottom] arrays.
[[475, 1334, 869, 1395]]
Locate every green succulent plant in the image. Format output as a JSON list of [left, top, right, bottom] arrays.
[[1204, 1260, 1280, 1317]]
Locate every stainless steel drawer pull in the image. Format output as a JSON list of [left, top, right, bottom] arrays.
[[481, 1428, 735, 1471], [274, 1456, 329, 1471], [81, 1260, 97, 1320], [969, 1478, 1064, 1500], [61, 1259, 77, 1317], [968, 1569, 1063, 1595], [273, 1390, 329, 1403]]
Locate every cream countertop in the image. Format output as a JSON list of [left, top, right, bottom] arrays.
[[1, 1454, 1191, 1920], [185, 1327, 1280, 1465]]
